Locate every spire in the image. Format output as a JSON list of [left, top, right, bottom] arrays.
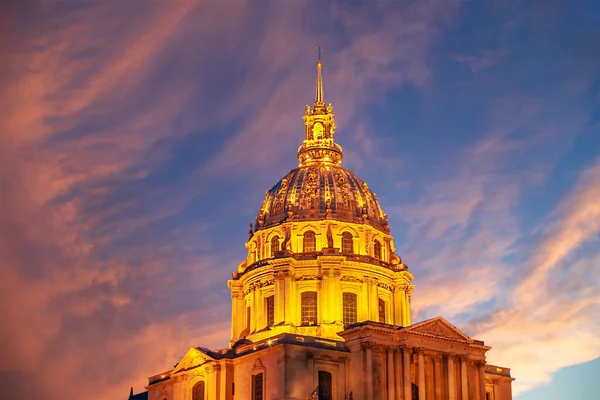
[[314, 46, 324, 108], [298, 48, 342, 166]]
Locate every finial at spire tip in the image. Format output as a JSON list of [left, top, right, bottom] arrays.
[[315, 46, 324, 106]]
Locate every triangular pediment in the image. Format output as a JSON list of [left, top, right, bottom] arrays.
[[171, 347, 214, 374], [405, 317, 473, 342]]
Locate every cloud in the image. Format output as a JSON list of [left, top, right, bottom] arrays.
[[468, 158, 600, 394]]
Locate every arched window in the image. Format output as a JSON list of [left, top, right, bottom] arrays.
[[303, 230, 316, 252], [341, 232, 353, 254], [192, 381, 205, 400], [271, 235, 280, 257], [373, 239, 381, 259], [378, 298, 386, 323], [318, 371, 333, 400], [301, 291, 318, 325], [342, 292, 357, 325], [265, 296, 274, 327], [252, 373, 264, 400]]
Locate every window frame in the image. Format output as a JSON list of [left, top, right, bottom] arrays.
[[300, 291, 318, 325], [373, 239, 381, 259], [270, 235, 280, 257], [265, 295, 274, 327], [342, 292, 358, 326], [303, 230, 316, 252], [252, 372, 264, 400], [192, 380, 205, 400], [378, 298, 386, 323], [341, 232, 353, 254]]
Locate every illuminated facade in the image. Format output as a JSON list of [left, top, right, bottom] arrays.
[[131, 56, 514, 400]]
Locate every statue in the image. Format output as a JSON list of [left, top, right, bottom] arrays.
[[326, 103, 333, 113], [311, 386, 319, 399], [305, 104, 311, 115], [281, 226, 291, 251], [327, 224, 334, 248], [248, 223, 253, 239]]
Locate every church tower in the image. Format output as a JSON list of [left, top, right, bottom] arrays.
[[228, 54, 414, 345], [133, 53, 514, 400]]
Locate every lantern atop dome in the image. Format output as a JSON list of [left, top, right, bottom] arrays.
[[298, 47, 342, 166]]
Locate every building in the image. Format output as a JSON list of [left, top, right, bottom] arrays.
[[129, 55, 514, 400]]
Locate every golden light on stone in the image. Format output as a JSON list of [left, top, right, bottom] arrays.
[[137, 50, 514, 400]]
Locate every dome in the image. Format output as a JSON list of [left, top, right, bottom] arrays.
[[255, 163, 390, 234], [252, 54, 390, 235]]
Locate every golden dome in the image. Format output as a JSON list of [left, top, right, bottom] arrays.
[[254, 51, 390, 234], [255, 164, 390, 234]]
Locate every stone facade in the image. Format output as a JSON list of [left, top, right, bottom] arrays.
[[131, 57, 514, 400]]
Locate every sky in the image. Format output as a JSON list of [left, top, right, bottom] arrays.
[[1, 1, 599, 399]]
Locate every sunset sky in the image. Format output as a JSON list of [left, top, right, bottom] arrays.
[[2, 1, 599, 399]]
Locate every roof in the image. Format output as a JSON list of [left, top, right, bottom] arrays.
[[255, 164, 390, 234]]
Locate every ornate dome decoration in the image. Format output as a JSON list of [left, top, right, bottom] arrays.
[[254, 50, 389, 234], [255, 165, 390, 233]]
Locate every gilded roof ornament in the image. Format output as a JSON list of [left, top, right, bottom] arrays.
[[298, 49, 343, 166]]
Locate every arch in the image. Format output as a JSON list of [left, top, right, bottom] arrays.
[[270, 235, 280, 257], [341, 232, 353, 254], [192, 380, 205, 400], [303, 230, 316, 252], [373, 239, 381, 259], [297, 224, 320, 235]]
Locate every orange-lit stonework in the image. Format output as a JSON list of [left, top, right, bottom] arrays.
[[132, 57, 514, 400]]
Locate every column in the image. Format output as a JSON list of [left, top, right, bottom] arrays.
[[433, 355, 442, 400], [229, 287, 243, 342], [460, 356, 468, 400], [387, 347, 396, 400], [365, 343, 374, 400], [404, 287, 413, 325], [307, 354, 315, 399], [283, 270, 293, 323], [403, 346, 412, 400], [338, 357, 347, 400], [478, 362, 486, 400], [274, 269, 285, 324], [215, 364, 222, 400], [333, 269, 342, 322], [395, 348, 403, 400], [417, 348, 426, 400], [448, 354, 456, 400], [322, 269, 331, 322], [393, 286, 402, 325], [249, 288, 256, 332], [255, 288, 263, 329]]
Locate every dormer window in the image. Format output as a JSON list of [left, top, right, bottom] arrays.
[[341, 232, 353, 254], [271, 235, 280, 257], [303, 231, 316, 252], [373, 239, 381, 259]]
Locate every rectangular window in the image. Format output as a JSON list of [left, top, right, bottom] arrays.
[[318, 371, 332, 400], [301, 291, 318, 325], [378, 298, 386, 323], [252, 373, 264, 400], [343, 292, 357, 325], [265, 296, 274, 327]]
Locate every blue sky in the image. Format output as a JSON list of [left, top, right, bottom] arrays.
[[2, 1, 599, 399]]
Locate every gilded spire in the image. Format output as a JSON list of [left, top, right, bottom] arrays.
[[298, 48, 342, 166], [315, 46, 324, 108]]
